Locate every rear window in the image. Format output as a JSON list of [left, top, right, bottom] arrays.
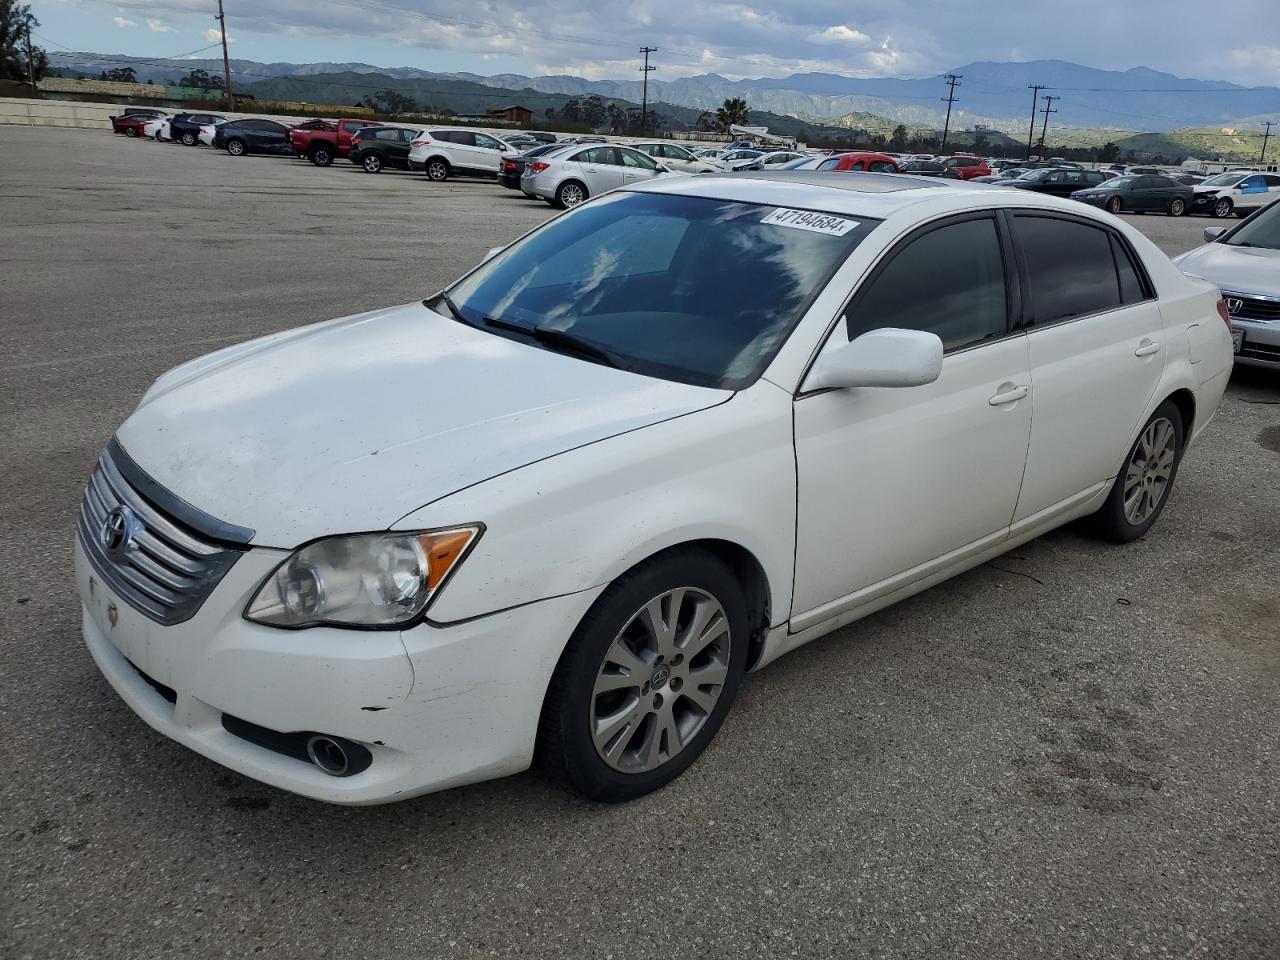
[[1014, 215, 1123, 324]]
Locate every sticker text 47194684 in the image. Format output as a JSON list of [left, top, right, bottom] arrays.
[[760, 208, 860, 236]]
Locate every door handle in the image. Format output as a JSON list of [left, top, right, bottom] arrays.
[[1135, 339, 1162, 357], [988, 384, 1029, 406]]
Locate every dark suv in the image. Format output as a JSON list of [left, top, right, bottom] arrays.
[[170, 113, 227, 146], [349, 126, 421, 173]]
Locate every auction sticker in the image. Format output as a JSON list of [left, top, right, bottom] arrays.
[[761, 208, 860, 236]]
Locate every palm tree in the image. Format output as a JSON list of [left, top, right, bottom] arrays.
[[714, 98, 749, 132]]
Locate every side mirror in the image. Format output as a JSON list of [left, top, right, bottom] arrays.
[[481, 246, 504, 264], [805, 328, 944, 391], [1203, 226, 1226, 243]]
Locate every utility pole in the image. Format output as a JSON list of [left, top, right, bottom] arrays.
[[1025, 84, 1045, 161], [1261, 120, 1275, 164], [215, 0, 235, 110], [939, 73, 962, 151], [24, 19, 37, 97], [1037, 95, 1059, 159], [639, 47, 657, 136]]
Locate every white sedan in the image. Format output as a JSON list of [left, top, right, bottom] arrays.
[[197, 121, 225, 146], [142, 116, 173, 142], [76, 173, 1231, 805]]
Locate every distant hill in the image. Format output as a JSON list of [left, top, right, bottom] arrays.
[[45, 51, 1280, 140]]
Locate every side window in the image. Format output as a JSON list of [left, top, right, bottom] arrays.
[[1015, 215, 1122, 324], [868, 161, 894, 172], [578, 147, 611, 164], [475, 133, 503, 150], [1064, 171, 1084, 184], [1110, 235, 1147, 306], [846, 216, 1008, 352], [1240, 175, 1264, 189], [1045, 171, 1065, 183], [1085, 171, 1104, 185], [453, 131, 477, 147], [429, 130, 454, 143], [818, 157, 841, 171], [1263, 175, 1280, 187], [620, 149, 658, 169], [373, 129, 399, 141]]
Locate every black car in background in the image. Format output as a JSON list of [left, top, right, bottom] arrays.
[[348, 126, 420, 173], [498, 143, 564, 189], [213, 118, 293, 157], [997, 167, 1110, 197], [169, 113, 227, 146], [897, 159, 961, 178], [1071, 175, 1194, 216]]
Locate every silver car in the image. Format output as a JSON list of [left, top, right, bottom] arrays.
[[1174, 199, 1280, 369], [521, 144, 678, 208]]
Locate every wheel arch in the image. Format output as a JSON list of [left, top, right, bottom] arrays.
[[1165, 387, 1196, 442]]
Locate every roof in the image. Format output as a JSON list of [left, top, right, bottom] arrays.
[[487, 105, 532, 113]]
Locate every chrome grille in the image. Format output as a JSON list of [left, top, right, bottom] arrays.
[[1225, 291, 1280, 323], [78, 442, 249, 625]]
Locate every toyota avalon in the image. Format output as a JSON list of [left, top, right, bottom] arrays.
[[76, 173, 1232, 804]]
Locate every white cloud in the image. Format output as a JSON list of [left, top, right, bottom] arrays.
[[112, 16, 137, 28], [147, 18, 174, 32], [812, 25, 871, 45], [204, 27, 231, 43]]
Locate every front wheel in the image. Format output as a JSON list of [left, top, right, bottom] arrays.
[[537, 549, 749, 802], [1106, 196, 1123, 215], [180, 132, 197, 146], [1088, 400, 1184, 543], [361, 153, 382, 173], [1168, 197, 1186, 217], [226, 139, 246, 157], [1211, 197, 1233, 218]]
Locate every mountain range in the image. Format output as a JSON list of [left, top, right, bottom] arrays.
[[48, 52, 1280, 134]]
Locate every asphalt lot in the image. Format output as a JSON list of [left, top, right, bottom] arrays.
[[2, 124, 1278, 960]]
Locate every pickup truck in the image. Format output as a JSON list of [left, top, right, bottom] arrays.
[[290, 118, 383, 167]]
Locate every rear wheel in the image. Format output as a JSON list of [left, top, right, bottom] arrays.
[[1106, 196, 1123, 215], [226, 138, 246, 157], [425, 158, 449, 181], [310, 145, 333, 167], [1211, 197, 1233, 218], [555, 180, 588, 209], [537, 549, 749, 802], [1088, 400, 1184, 543], [180, 132, 197, 146], [125, 127, 138, 138], [361, 153, 383, 173], [1168, 197, 1186, 217]]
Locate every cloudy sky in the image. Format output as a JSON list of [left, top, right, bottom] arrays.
[[30, 0, 1280, 85]]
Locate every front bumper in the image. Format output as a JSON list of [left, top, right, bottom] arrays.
[[75, 536, 603, 804], [1232, 317, 1280, 368]]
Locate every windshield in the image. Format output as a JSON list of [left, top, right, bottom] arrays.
[[1098, 176, 1137, 190], [445, 191, 880, 389], [1202, 173, 1247, 187], [1224, 200, 1280, 250]]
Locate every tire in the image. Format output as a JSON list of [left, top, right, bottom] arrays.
[[125, 127, 138, 138], [554, 180, 589, 209], [537, 548, 750, 802], [1106, 196, 1123, 215], [310, 145, 334, 167], [1168, 197, 1186, 217], [425, 158, 450, 181], [1211, 197, 1232, 219], [1088, 400, 1184, 543], [361, 153, 383, 174], [180, 132, 197, 146], [226, 139, 246, 157], [1235, 209, 1249, 219]]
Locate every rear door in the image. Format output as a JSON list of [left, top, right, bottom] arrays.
[[577, 147, 626, 191], [445, 131, 480, 170], [1010, 212, 1164, 523]]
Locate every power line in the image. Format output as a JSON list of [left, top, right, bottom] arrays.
[[939, 73, 961, 150], [1261, 121, 1275, 163]]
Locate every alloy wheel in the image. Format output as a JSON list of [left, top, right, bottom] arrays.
[[1123, 417, 1177, 525], [181, 133, 196, 146], [228, 140, 245, 156], [427, 161, 448, 181], [560, 183, 586, 208], [1170, 199, 1185, 216], [1107, 197, 1122, 214], [590, 587, 732, 774], [1213, 199, 1231, 218], [363, 154, 381, 173]]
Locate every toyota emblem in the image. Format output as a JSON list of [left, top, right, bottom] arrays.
[[1225, 298, 1243, 316], [101, 505, 143, 561]]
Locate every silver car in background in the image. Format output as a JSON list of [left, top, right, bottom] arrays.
[[628, 142, 722, 173], [1174, 199, 1280, 369], [521, 144, 680, 208]]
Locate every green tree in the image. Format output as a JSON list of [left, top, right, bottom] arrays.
[[0, 1, 46, 82], [98, 66, 137, 83], [869, 132, 887, 149], [889, 124, 907, 151], [714, 97, 749, 131], [973, 132, 990, 155], [362, 88, 416, 114], [177, 67, 222, 89], [696, 111, 715, 132], [1097, 141, 1121, 163]]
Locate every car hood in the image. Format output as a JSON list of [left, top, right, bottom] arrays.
[[1174, 242, 1280, 297], [118, 302, 729, 547]]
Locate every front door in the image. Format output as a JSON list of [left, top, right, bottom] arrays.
[[792, 213, 1033, 622], [1009, 212, 1166, 523], [473, 132, 508, 173]]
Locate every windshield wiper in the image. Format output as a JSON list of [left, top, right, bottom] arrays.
[[430, 290, 471, 326], [482, 315, 624, 369]]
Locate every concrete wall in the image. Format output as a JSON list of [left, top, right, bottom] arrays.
[[0, 98, 118, 129]]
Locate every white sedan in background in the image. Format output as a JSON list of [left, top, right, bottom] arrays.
[[627, 141, 722, 173], [142, 116, 173, 142], [197, 121, 226, 146], [521, 143, 680, 207], [76, 172, 1231, 806]]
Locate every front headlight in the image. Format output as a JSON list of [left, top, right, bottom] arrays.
[[245, 526, 481, 628]]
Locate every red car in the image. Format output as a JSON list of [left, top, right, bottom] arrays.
[[815, 152, 901, 173], [942, 155, 991, 180], [110, 113, 164, 138], [290, 118, 383, 167]]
